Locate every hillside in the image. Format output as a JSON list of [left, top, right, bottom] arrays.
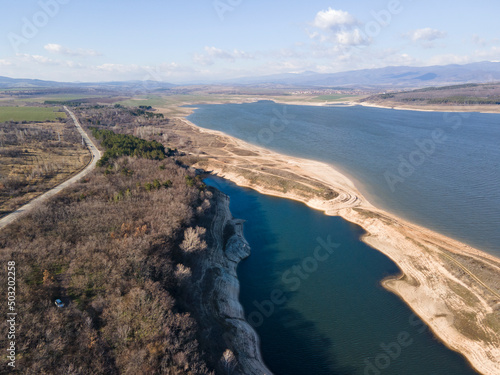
[[360, 82, 500, 110], [3, 61, 500, 91], [224, 62, 500, 88]]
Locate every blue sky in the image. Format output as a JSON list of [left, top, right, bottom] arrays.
[[1, 0, 499, 83]]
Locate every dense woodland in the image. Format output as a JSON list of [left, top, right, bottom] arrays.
[[0, 113, 234, 374], [91, 128, 173, 167]]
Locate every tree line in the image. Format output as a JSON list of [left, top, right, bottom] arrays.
[[91, 128, 174, 167]]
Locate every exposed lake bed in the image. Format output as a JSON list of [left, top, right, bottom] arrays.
[[161, 101, 500, 374], [188, 101, 500, 255]]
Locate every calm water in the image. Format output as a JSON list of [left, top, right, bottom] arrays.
[[189, 101, 500, 255], [205, 177, 477, 375]]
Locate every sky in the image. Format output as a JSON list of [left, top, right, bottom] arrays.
[[1, 0, 500, 83]]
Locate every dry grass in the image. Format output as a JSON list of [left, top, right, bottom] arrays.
[[128, 117, 340, 201], [453, 311, 491, 342], [447, 253, 500, 295], [0, 121, 90, 216], [362, 82, 500, 111]]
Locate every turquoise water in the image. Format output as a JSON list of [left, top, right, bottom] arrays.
[[205, 177, 477, 375], [189, 101, 500, 255]]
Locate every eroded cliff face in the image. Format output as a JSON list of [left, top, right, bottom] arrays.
[[196, 190, 272, 375]]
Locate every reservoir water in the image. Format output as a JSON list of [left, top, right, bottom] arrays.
[[205, 176, 478, 375], [189, 101, 500, 255]]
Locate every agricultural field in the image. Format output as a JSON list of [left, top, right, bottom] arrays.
[[311, 94, 358, 101], [0, 106, 66, 122], [0, 118, 90, 217], [115, 94, 170, 108]]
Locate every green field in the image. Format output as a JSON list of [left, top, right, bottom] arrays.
[[116, 95, 169, 107], [0, 106, 67, 122], [312, 94, 357, 101], [17, 94, 109, 103], [116, 94, 259, 108]]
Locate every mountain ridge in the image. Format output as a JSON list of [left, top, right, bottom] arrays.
[[2, 61, 500, 89]]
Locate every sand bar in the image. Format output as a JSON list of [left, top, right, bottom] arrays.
[[164, 108, 500, 375]]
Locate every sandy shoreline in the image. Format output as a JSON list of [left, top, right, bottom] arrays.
[[268, 98, 500, 113], [350, 100, 500, 114], [165, 96, 500, 121], [173, 113, 500, 375]]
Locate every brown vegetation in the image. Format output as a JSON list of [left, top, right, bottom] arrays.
[[0, 119, 90, 217], [0, 153, 221, 374], [361, 82, 500, 109], [76, 104, 168, 129]]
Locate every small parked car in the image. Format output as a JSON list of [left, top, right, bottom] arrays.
[[54, 299, 64, 308]]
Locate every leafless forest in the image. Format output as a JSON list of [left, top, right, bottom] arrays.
[[0, 105, 238, 374]]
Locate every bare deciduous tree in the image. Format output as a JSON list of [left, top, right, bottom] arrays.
[[180, 226, 208, 253], [220, 349, 237, 375], [175, 263, 192, 280], [0, 153, 215, 375]]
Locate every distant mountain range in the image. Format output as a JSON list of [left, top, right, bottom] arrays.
[[2, 61, 500, 90], [224, 61, 500, 88], [0, 76, 176, 90]]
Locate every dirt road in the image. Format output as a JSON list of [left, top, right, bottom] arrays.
[[0, 107, 101, 230]]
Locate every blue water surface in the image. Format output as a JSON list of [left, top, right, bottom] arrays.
[[190, 101, 500, 255], [206, 176, 478, 375]]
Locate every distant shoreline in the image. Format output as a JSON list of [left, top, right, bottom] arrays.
[[177, 95, 500, 115], [348, 100, 500, 114], [264, 97, 500, 114], [172, 107, 500, 375]]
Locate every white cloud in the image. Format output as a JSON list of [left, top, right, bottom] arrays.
[[205, 46, 233, 60], [313, 8, 357, 30], [336, 29, 369, 46], [307, 46, 419, 74], [193, 46, 254, 66], [95, 62, 196, 81], [475, 46, 500, 60], [426, 54, 472, 66], [308, 8, 369, 50], [44, 43, 64, 53], [308, 26, 369, 48], [472, 34, 487, 47], [407, 28, 447, 42], [0, 53, 199, 83], [193, 53, 213, 66], [14, 53, 86, 69], [16, 53, 58, 65], [44, 43, 101, 57], [96, 63, 137, 72]]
